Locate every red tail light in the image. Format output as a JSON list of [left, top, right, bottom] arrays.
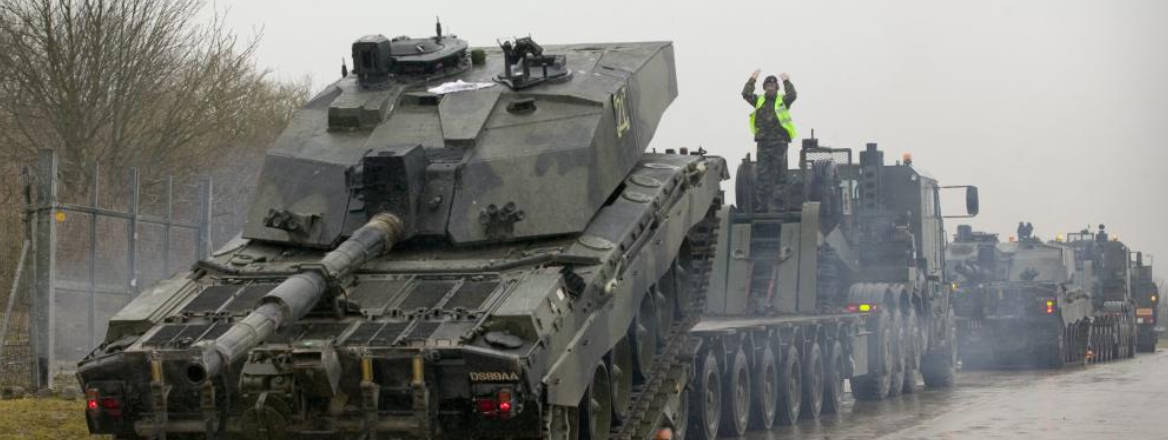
[[99, 397, 122, 417], [1044, 300, 1054, 315], [475, 398, 498, 414], [85, 388, 99, 411]]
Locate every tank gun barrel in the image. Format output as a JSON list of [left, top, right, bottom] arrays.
[[188, 213, 404, 382]]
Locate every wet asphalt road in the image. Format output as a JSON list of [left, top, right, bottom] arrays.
[[740, 349, 1168, 440]]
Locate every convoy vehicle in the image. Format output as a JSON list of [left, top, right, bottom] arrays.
[[77, 25, 980, 440], [1131, 252, 1158, 352], [682, 140, 977, 439], [951, 225, 1139, 368]]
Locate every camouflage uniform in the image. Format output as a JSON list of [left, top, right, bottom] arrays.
[[743, 77, 797, 211]]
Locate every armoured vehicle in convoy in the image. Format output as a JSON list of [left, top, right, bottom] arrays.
[[76, 24, 985, 440], [950, 224, 1139, 368], [78, 26, 727, 440], [1131, 252, 1158, 352], [681, 140, 978, 439]]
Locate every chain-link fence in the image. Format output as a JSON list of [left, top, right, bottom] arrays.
[[1, 150, 215, 389]]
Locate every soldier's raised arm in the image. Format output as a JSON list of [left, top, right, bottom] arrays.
[[781, 73, 797, 108], [742, 69, 760, 105]]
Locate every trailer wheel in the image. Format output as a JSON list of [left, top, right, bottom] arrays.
[[853, 309, 893, 400], [901, 307, 921, 394], [922, 310, 956, 388], [822, 341, 845, 414], [583, 362, 612, 440], [800, 342, 824, 420], [611, 337, 634, 424], [886, 309, 905, 398], [775, 344, 803, 425], [690, 350, 721, 440], [749, 345, 778, 429], [721, 348, 751, 437]]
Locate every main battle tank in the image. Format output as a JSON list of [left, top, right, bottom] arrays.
[[77, 24, 726, 440]]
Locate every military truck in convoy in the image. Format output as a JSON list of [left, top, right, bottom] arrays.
[[78, 26, 728, 440], [681, 140, 978, 439], [1131, 252, 1158, 352], [950, 224, 1139, 368]]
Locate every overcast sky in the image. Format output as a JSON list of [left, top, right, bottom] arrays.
[[220, 0, 1168, 270]]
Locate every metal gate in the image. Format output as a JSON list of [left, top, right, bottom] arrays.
[[0, 149, 212, 389]]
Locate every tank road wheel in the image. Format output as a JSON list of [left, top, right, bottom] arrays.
[[886, 309, 905, 398], [657, 273, 677, 337], [901, 307, 921, 394], [822, 340, 846, 414], [853, 309, 894, 400], [690, 350, 721, 440], [721, 348, 751, 437], [800, 342, 825, 420], [611, 337, 634, 424], [583, 362, 613, 440], [922, 310, 957, 388], [775, 344, 803, 425], [749, 345, 779, 430], [632, 292, 659, 382]]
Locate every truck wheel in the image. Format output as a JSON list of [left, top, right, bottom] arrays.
[[775, 344, 803, 425], [901, 307, 921, 394], [822, 341, 845, 414], [922, 310, 956, 388], [611, 337, 634, 424], [800, 342, 824, 420], [720, 348, 751, 437], [853, 309, 893, 400], [886, 309, 905, 398], [583, 362, 612, 440], [749, 346, 778, 429], [690, 350, 721, 440]]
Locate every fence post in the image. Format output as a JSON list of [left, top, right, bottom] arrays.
[[164, 176, 173, 276], [127, 168, 139, 295], [88, 164, 100, 350], [196, 177, 213, 260], [31, 149, 57, 390]]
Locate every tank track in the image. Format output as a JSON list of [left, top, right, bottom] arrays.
[[611, 194, 722, 440]]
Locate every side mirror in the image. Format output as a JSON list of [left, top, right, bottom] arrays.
[[965, 186, 979, 216]]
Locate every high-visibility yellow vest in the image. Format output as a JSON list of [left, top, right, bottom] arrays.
[[749, 95, 797, 140]]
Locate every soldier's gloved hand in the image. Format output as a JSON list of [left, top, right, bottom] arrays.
[[779, 72, 790, 82], [751, 69, 761, 80]]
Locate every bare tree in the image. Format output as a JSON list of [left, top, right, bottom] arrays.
[[0, 0, 306, 191], [0, 0, 307, 316]]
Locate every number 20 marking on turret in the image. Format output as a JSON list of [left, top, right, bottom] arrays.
[[613, 86, 630, 138]]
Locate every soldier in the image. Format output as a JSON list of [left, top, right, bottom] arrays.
[[743, 69, 797, 211]]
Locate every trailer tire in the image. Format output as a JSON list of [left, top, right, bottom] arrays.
[[853, 309, 893, 400], [720, 348, 751, 437], [922, 310, 957, 388], [800, 342, 824, 420], [902, 307, 921, 394], [822, 341, 845, 414], [749, 346, 778, 430], [690, 350, 721, 440], [775, 344, 803, 425], [886, 309, 905, 398]]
